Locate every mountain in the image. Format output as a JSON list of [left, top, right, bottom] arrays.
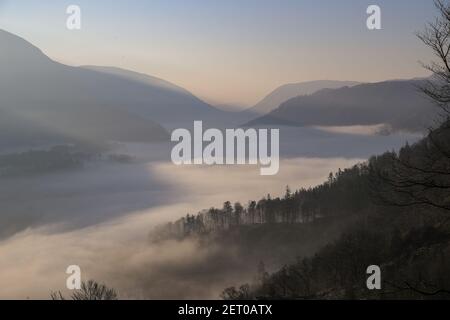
[[0, 29, 227, 147], [247, 79, 437, 133], [82, 66, 190, 95], [249, 80, 360, 115], [79, 65, 227, 128]]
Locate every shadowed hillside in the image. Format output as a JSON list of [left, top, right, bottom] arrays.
[[247, 79, 436, 133], [152, 118, 450, 299]]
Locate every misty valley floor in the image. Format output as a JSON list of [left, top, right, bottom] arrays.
[[0, 129, 422, 299]]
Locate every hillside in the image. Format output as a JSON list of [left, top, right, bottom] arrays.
[[152, 119, 450, 299], [247, 79, 436, 133], [249, 80, 359, 115], [0, 29, 232, 148]]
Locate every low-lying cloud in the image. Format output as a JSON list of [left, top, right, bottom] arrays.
[[0, 157, 363, 299]]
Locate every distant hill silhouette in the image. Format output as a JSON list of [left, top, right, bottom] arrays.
[[249, 80, 360, 115], [247, 80, 436, 133], [79, 65, 227, 127], [0, 29, 229, 147]]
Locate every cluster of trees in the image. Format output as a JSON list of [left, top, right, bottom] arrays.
[[51, 280, 118, 300], [0, 144, 133, 177], [152, 164, 371, 241], [0, 145, 93, 176], [154, 111, 447, 243], [369, 122, 450, 214], [222, 222, 450, 299]]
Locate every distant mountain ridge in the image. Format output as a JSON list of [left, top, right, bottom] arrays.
[[78, 65, 226, 127], [0, 29, 229, 147], [82, 66, 190, 95], [249, 80, 360, 115], [247, 79, 436, 133]]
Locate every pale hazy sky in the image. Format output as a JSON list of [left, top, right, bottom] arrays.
[[0, 0, 437, 107]]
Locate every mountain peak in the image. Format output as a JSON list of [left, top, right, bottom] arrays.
[[0, 29, 52, 67]]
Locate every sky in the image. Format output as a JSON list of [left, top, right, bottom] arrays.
[[0, 0, 438, 107]]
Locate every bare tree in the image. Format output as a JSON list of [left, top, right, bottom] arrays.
[[51, 280, 118, 300], [370, 0, 450, 216], [418, 0, 450, 117]]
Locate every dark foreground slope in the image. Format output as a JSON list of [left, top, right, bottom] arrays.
[[152, 120, 450, 299], [223, 121, 450, 299]]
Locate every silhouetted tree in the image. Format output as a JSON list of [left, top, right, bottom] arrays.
[[371, 0, 450, 215], [51, 280, 118, 300]]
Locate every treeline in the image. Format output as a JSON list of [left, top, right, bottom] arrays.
[[151, 162, 372, 241], [222, 224, 450, 299], [234, 113, 450, 296], [220, 117, 450, 300], [152, 124, 447, 236], [0, 144, 133, 177]]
